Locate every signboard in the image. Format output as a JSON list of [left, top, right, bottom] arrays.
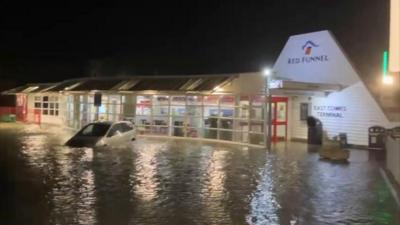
[[273, 30, 359, 86], [313, 105, 347, 118]]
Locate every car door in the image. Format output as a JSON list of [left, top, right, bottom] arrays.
[[119, 122, 136, 141], [103, 123, 125, 146]]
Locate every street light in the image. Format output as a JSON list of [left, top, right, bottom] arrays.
[[263, 68, 272, 77], [263, 68, 273, 151]]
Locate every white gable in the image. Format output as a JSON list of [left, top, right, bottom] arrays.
[[273, 30, 360, 86]]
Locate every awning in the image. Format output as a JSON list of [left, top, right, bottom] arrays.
[[269, 80, 343, 96]]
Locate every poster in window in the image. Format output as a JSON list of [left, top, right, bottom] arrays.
[[300, 103, 309, 121]]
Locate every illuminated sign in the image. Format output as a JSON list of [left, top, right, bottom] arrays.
[[268, 79, 283, 89], [288, 41, 329, 65]]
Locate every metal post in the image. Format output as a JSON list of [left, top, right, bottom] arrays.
[[94, 106, 99, 121], [265, 76, 273, 151]]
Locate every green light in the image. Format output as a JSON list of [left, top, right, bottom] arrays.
[[383, 51, 388, 77]]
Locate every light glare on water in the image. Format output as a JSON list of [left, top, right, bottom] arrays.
[[0, 123, 399, 225]]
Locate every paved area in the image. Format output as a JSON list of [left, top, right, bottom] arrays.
[[0, 123, 399, 225]]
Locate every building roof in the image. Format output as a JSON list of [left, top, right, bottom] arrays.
[[2, 74, 237, 94], [1, 83, 56, 95]]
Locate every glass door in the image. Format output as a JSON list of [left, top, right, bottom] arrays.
[[271, 97, 288, 142]]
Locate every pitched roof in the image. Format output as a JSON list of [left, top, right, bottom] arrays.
[[3, 74, 237, 94]]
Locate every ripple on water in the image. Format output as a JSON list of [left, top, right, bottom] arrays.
[[0, 124, 399, 225]]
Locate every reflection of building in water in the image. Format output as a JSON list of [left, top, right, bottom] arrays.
[[247, 159, 280, 225], [201, 150, 231, 223], [133, 143, 159, 202]]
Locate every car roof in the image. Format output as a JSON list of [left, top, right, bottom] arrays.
[[89, 121, 131, 126]]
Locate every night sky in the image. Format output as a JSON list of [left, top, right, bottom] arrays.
[[0, 1, 390, 85]]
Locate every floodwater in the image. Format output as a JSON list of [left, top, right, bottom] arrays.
[[0, 123, 399, 225]]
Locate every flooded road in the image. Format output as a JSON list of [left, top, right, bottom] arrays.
[[0, 123, 399, 225]]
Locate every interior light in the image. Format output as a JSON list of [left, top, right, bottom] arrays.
[[213, 86, 223, 92]]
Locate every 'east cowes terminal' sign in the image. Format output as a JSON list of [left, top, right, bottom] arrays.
[[313, 105, 347, 118]]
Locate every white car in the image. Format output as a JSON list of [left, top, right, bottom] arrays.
[[65, 121, 136, 148]]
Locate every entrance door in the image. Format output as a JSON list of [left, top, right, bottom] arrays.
[[271, 97, 288, 142]]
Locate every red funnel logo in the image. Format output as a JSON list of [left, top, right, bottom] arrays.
[[302, 41, 319, 55], [305, 47, 312, 55]]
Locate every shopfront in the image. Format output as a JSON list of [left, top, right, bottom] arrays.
[[3, 30, 399, 147]]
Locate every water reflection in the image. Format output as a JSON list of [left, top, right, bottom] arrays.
[[132, 142, 160, 202], [1, 124, 399, 225], [247, 155, 280, 225]]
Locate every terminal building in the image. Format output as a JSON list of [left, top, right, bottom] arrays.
[[3, 30, 400, 147]]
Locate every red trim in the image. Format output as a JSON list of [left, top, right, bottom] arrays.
[[271, 97, 288, 142]]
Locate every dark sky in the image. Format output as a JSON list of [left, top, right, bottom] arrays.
[[0, 0, 390, 84]]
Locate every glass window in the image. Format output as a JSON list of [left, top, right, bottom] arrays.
[[219, 130, 233, 141], [187, 117, 202, 128], [220, 118, 233, 130], [203, 95, 219, 105], [220, 95, 235, 106], [81, 123, 111, 137], [220, 107, 234, 118], [277, 102, 287, 122], [251, 95, 265, 107], [237, 96, 250, 118], [250, 107, 264, 120], [204, 106, 218, 117], [204, 117, 218, 129], [153, 106, 169, 116], [120, 123, 133, 132], [186, 105, 202, 117], [153, 95, 169, 105], [152, 116, 169, 126], [171, 106, 185, 116], [136, 96, 152, 116], [43, 96, 49, 102], [136, 116, 151, 127], [233, 120, 249, 132], [34, 102, 41, 108], [171, 96, 186, 105], [187, 96, 202, 105], [107, 124, 124, 137], [250, 121, 264, 133], [204, 128, 218, 139]]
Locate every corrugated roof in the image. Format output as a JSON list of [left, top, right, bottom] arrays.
[[71, 79, 124, 91], [2, 83, 56, 94], [2, 74, 238, 94], [45, 80, 82, 92]]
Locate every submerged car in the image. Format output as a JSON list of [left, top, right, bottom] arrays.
[[65, 121, 136, 148]]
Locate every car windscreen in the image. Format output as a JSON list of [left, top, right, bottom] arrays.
[[80, 123, 111, 137]]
